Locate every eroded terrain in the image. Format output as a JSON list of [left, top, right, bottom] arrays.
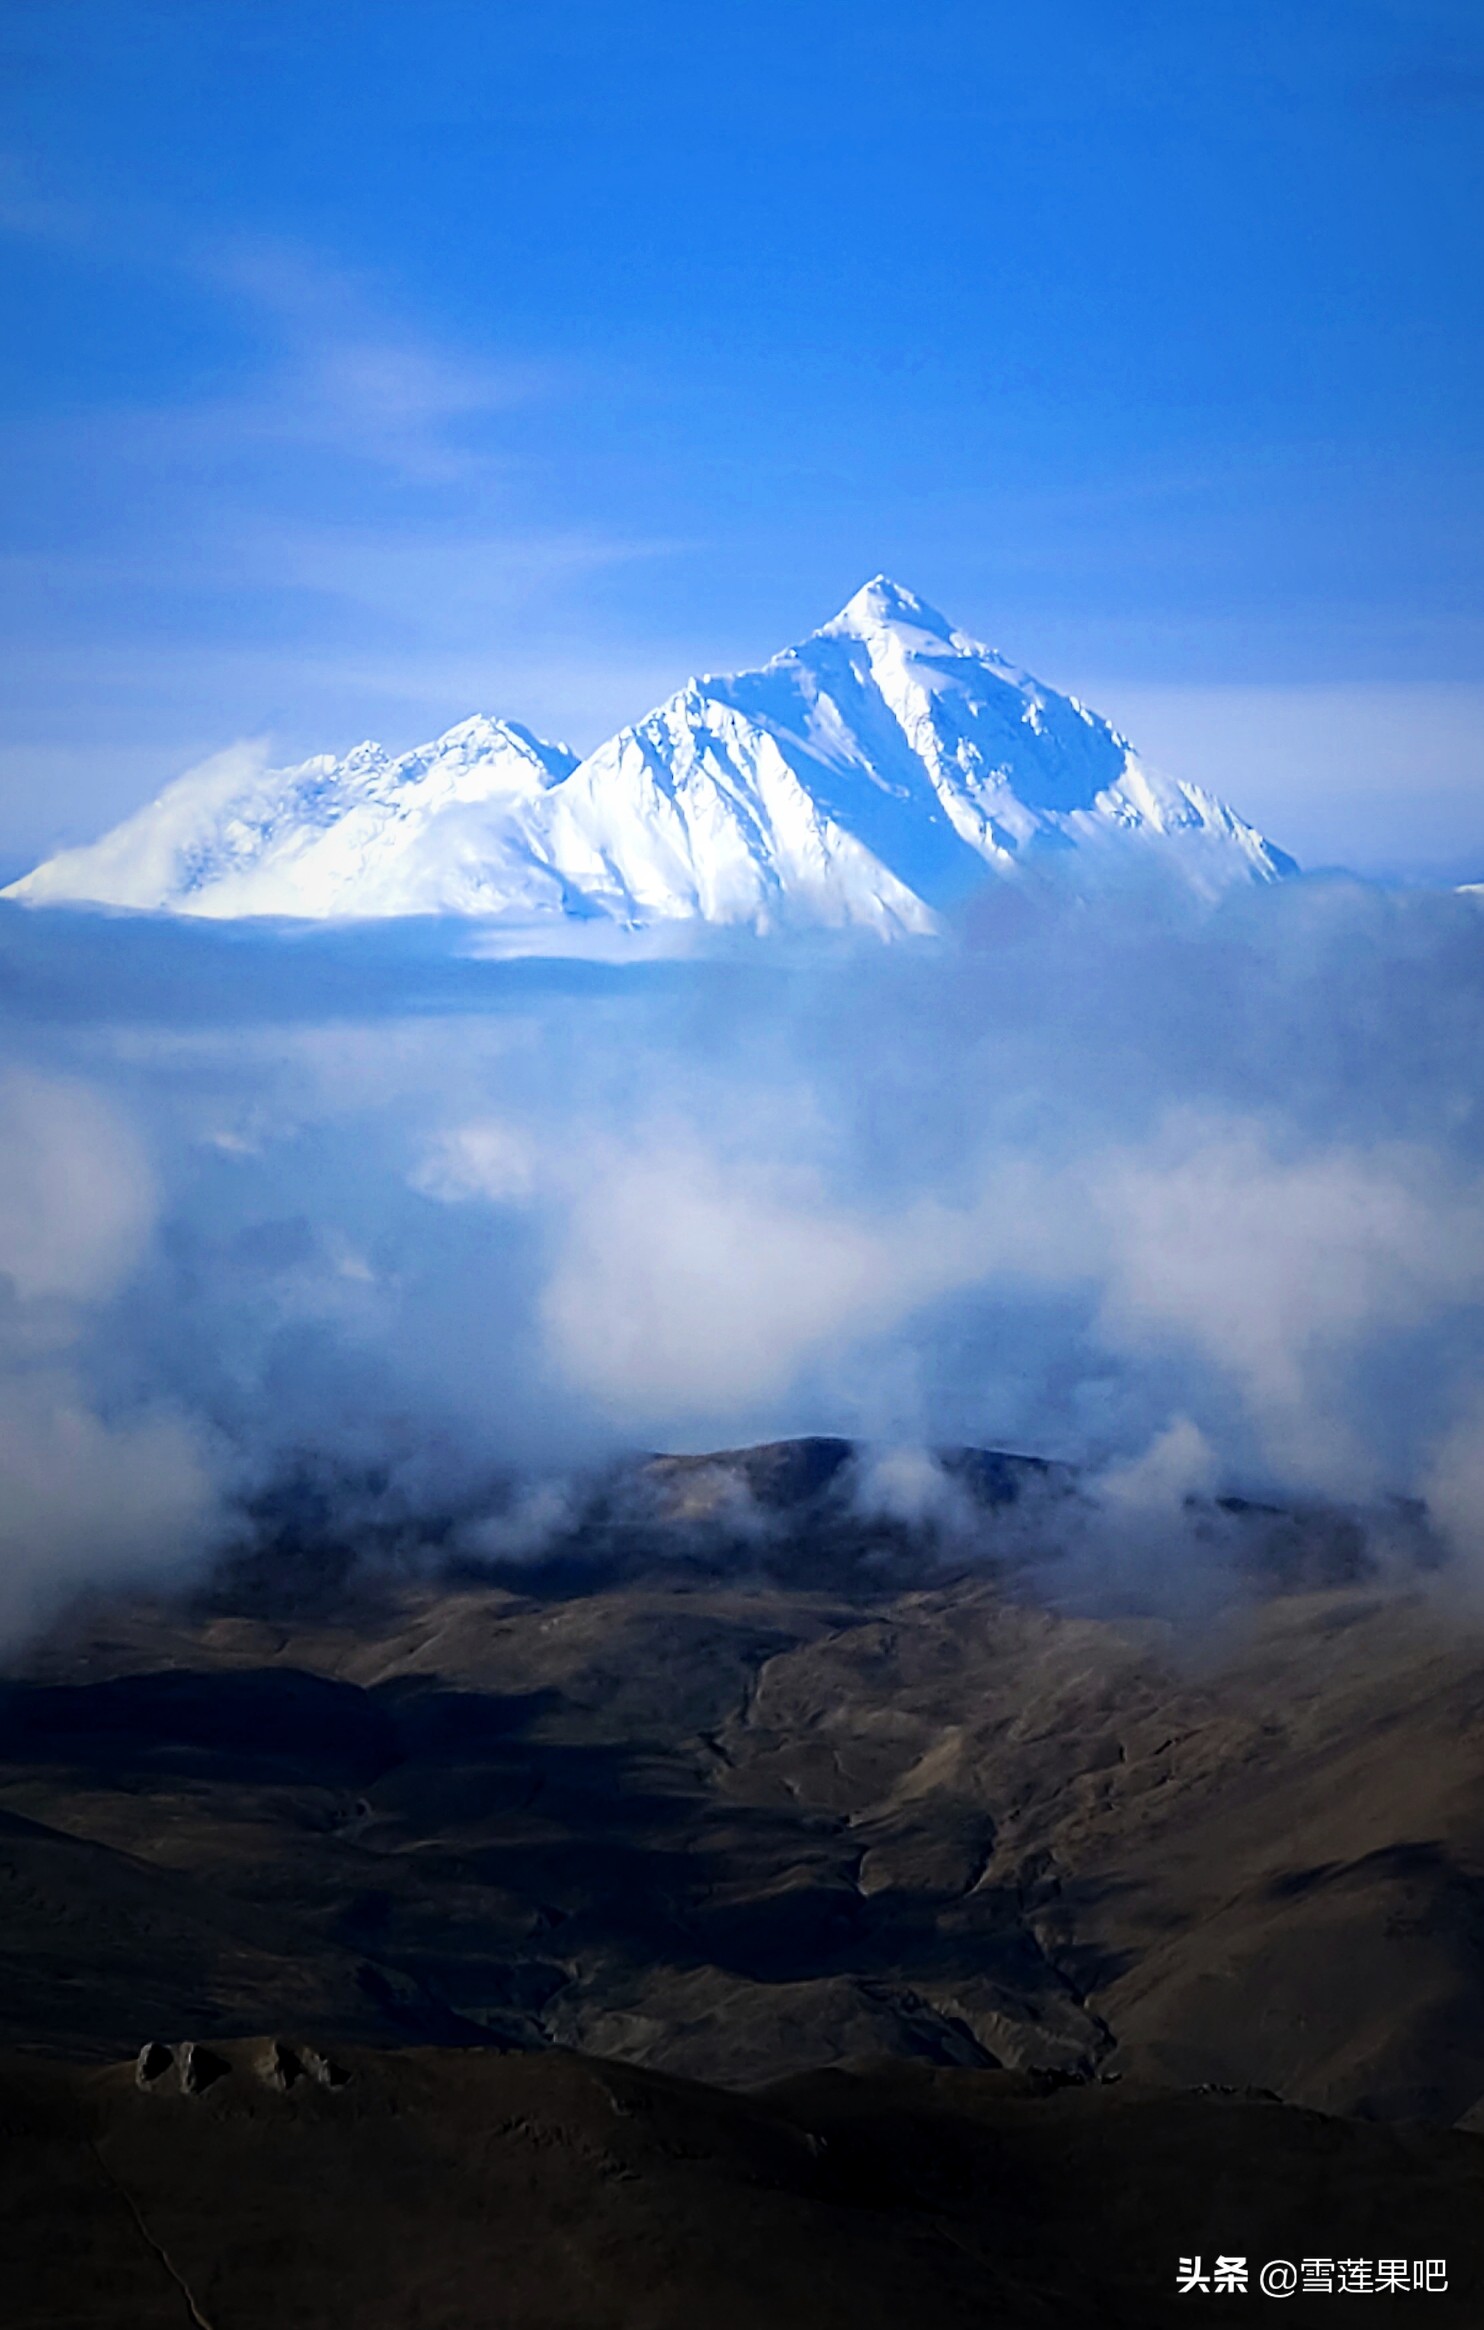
[[2, 1440, 1482, 2126]]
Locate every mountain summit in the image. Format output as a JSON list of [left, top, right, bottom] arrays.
[[5, 581, 1295, 931]]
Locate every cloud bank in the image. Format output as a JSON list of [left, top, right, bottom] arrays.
[[1, 875, 1482, 1627], [0, 1069, 216, 1637]]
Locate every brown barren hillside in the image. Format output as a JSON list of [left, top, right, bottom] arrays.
[[3, 1442, 1484, 2317]]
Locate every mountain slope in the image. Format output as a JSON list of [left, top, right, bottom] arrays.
[[3, 1443, 1483, 2127], [5, 718, 582, 920], [5, 2046, 1479, 2330], [5, 580, 1295, 928]]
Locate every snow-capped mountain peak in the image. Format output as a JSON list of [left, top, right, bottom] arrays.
[[5, 581, 1295, 931], [824, 573, 960, 647]]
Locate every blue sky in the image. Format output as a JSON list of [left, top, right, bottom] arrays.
[[1, 0, 1482, 879]]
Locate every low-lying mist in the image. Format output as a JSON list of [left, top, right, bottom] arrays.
[[1, 874, 1481, 1635]]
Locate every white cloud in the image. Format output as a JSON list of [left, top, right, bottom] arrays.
[[413, 1120, 539, 1206], [540, 1139, 900, 1415], [0, 1070, 219, 1640], [0, 1071, 157, 1302], [0, 878, 1481, 1628], [1091, 1415, 1220, 1516], [1419, 1392, 1484, 1570], [1089, 1118, 1484, 1488], [0, 1375, 215, 1641]]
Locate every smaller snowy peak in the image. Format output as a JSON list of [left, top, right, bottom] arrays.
[[410, 715, 576, 786], [6, 718, 579, 917]]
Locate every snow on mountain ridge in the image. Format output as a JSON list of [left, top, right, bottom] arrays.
[[4, 581, 1295, 930]]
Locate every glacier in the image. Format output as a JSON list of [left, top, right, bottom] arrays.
[[4, 578, 1296, 933]]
